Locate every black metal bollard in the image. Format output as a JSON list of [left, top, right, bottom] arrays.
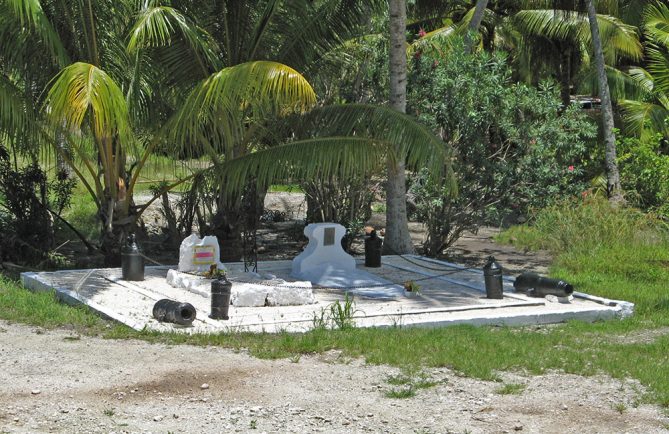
[[121, 233, 144, 281], [210, 276, 232, 320], [513, 273, 574, 298], [152, 299, 196, 326], [364, 230, 383, 267], [482, 256, 504, 299]]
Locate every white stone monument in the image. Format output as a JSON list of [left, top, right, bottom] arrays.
[[291, 223, 355, 283], [291, 223, 405, 296]]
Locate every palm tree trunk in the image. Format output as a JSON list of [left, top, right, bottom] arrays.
[[559, 45, 572, 109], [464, 0, 489, 53], [585, 0, 624, 204], [384, 0, 415, 255]]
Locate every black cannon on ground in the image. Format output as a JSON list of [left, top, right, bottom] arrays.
[[513, 273, 574, 298]]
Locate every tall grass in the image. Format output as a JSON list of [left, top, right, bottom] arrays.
[[498, 197, 669, 318]]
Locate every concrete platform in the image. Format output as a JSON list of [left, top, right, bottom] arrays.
[[20, 255, 634, 333]]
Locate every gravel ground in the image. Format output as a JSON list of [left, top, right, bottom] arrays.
[[1, 321, 667, 434]]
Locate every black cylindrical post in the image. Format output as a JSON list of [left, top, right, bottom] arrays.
[[364, 230, 383, 267], [482, 256, 504, 299], [513, 273, 574, 298], [210, 276, 232, 320], [152, 299, 196, 326], [121, 233, 144, 281]]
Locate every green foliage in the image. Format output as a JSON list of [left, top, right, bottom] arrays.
[[329, 293, 358, 331], [0, 276, 102, 329], [498, 197, 669, 316], [385, 386, 416, 399], [311, 293, 359, 330], [303, 175, 376, 251], [495, 383, 526, 395], [618, 135, 669, 216], [314, 33, 390, 105], [0, 155, 76, 265], [407, 47, 596, 255]]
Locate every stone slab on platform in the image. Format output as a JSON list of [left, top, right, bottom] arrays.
[[20, 256, 634, 334]]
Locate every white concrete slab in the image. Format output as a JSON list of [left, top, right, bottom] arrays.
[[20, 256, 634, 334]]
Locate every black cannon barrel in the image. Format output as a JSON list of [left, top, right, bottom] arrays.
[[152, 299, 196, 326], [364, 230, 383, 268], [210, 277, 232, 320], [482, 256, 504, 299], [513, 272, 574, 298], [121, 233, 144, 281]]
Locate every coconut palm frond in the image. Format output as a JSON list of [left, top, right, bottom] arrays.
[[43, 62, 132, 146], [216, 137, 387, 195], [0, 74, 38, 150], [646, 44, 669, 97], [619, 99, 669, 138], [276, 0, 386, 69], [643, 1, 669, 47], [577, 65, 650, 102], [213, 103, 455, 197], [409, 23, 460, 56], [166, 60, 317, 158], [127, 4, 219, 75], [595, 13, 642, 62], [2, 0, 69, 66], [514, 9, 641, 61], [293, 104, 450, 177], [514, 10, 579, 41]]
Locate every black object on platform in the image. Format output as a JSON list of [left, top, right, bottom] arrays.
[[364, 230, 383, 267], [210, 276, 232, 320], [152, 299, 196, 326], [482, 256, 504, 299], [121, 233, 144, 281], [513, 272, 574, 298]]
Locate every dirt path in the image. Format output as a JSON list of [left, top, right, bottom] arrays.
[[1, 321, 667, 434]]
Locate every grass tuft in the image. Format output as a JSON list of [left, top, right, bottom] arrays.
[[495, 383, 526, 395]]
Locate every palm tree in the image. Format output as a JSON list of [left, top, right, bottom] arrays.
[[130, 0, 406, 259], [0, 0, 146, 263], [586, 0, 624, 203], [2, 0, 455, 265], [464, 0, 489, 53], [385, 0, 415, 255], [618, 1, 669, 140], [512, 3, 642, 108]]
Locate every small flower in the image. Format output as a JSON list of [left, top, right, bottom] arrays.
[[418, 27, 427, 38], [568, 165, 575, 172]]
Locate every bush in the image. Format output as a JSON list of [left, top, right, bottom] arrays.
[[618, 135, 669, 217], [407, 45, 596, 255]]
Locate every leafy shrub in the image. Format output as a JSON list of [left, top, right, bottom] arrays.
[[618, 135, 669, 217], [302, 176, 378, 252], [407, 46, 596, 255], [0, 151, 75, 265]]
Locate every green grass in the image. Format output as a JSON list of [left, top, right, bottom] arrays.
[[385, 386, 416, 399], [268, 184, 303, 193], [2, 197, 669, 407], [495, 383, 526, 395]]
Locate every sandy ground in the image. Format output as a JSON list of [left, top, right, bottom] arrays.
[[0, 321, 667, 434], [2, 192, 667, 433]]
